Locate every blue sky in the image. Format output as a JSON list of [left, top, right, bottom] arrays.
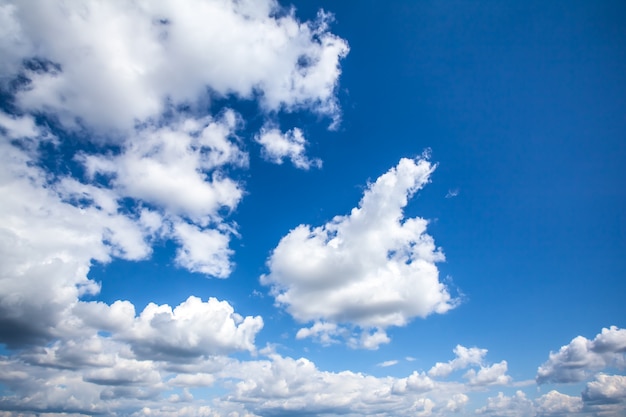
[[0, 0, 624, 416]]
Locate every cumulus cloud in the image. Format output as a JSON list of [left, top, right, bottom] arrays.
[[535, 390, 582, 416], [2, 0, 348, 131], [536, 326, 626, 384], [0, 129, 148, 347], [582, 373, 626, 406], [120, 296, 263, 360], [464, 361, 512, 387], [428, 345, 487, 378], [261, 156, 456, 348], [255, 126, 322, 169], [475, 391, 535, 417]]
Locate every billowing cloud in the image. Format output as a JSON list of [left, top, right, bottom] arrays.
[[255, 126, 322, 169], [536, 326, 626, 384], [262, 156, 457, 348], [465, 361, 512, 387], [475, 391, 535, 417], [582, 373, 626, 407], [120, 296, 263, 360], [1, 0, 348, 131], [535, 390, 582, 416], [428, 345, 487, 378]]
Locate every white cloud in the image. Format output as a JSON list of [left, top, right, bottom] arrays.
[[378, 360, 399, 368], [173, 221, 233, 277], [464, 361, 512, 387], [255, 126, 321, 169], [0, 111, 39, 139], [536, 326, 626, 384], [2, 0, 348, 131], [80, 112, 247, 224], [261, 156, 457, 347], [475, 391, 535, 417], [121, 296, 263, 360], [444, 393, 469, 412], [445, 188, 459, 199], [428, 345, 487, 378], [0, 130, 150, 347], [535, 390, 582, 416], [582, 373, 626, 406]]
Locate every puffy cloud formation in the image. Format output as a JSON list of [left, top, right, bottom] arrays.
[[0, 340, 516, 416], [262, 156, 456, 348], [536, 326, 626, 384], [582, 374, 626, 408], [429, 345, 488, 377], [0, 0, 350, 353], [475, 391, 535, 417], [534, 390, 582, 416], [1, 0, 349, 131], [120, 296, 264, 360], [255, 126, 322, 169]]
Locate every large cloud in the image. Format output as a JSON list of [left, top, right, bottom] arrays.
[[536, 326, 626, 384], [1, 0, 348, 131], [0, 0, 350, 352], [261, 156, 457, 348]]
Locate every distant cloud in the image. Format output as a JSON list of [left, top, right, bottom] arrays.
[[262, 156, 457, 349], [536, 326, 626, 384], [445, 188, 460, 198], [377, 360, 399, 367], [475, 391, 535, 416], [428, 345, 487, 377]]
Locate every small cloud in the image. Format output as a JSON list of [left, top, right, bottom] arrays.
[[405, 356, 416, 362], [255, 126, 322, 170], [377, 360, 399, 368], [445, 188, 460, 198]]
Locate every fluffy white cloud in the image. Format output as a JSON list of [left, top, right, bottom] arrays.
[[464, 361, 512, 387], [0, 126, 150, 347], [120, 296, 263, 360], [261, 156, 456, 348], [535, 390, 582, 416], [2, 0, 348, 131], [255, 126, 321, 169], [536, 326, 626, 384], [582, 373, 626, 406], [428, 345, 487, 378], [475, 391, 535, 417], [81, 112, 246, 224]]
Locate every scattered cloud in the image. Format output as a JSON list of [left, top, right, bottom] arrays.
[[255, 126, 322, 169], [377, 360, 399, 368], [445, 188, 459, 198], [475, 391, 535, 417], [428, 345, 487, 377], [536, 326, 626, 384], [262, 156, 457, 348], [535, 390, 583, 416]]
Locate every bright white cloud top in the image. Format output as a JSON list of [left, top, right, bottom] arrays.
[[0, 0, 624, 416], [262, 156, 455, 348]]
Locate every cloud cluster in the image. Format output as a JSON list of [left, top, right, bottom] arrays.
[[2, 0, 348, 131], [0, 0, 350, 352], [536, 326, 626, 384], [262, 156, 456, 348]]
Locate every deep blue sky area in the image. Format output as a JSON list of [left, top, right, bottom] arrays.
[[2, 1, 625, 415]]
